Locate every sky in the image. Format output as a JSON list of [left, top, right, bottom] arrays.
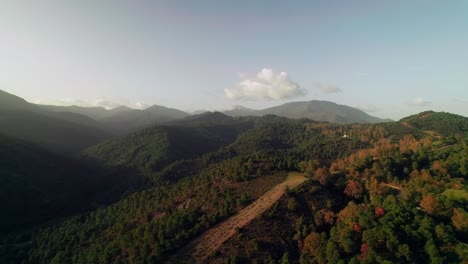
[[1, 0, 467, 119]]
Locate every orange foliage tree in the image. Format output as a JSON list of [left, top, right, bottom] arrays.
[[344, 180, 364, 199], [314, 167, 330, 186], [303, 232, 321, 256], [420, 196, 440, 215], [451, 208, 468, 232]]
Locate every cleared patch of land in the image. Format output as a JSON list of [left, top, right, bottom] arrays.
[[166, 172, 307, 263]]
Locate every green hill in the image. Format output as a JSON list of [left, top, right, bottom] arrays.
[[83, 113, 255, 181], [400, 111, 468, 136]]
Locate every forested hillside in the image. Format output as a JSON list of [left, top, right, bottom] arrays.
[[1, 112, 466, 264], [83, 113, 256, 183], [0, 134, 139, 233], [210, 119, 468, 263]]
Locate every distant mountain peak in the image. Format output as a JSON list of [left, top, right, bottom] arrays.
[[180, 111, 233, 123], [110, 105, 134, 112], [223, 100, 388, 124]]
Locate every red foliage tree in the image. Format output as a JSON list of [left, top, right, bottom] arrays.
[[375, 207, 385, 217], [353, 223, 362, 233], [360, 243, 369, 259]]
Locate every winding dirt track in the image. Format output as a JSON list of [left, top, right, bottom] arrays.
[[166, 172, 307, 264]]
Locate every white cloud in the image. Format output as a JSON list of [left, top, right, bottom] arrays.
[[316, 83, 342, 94], [408, 97, 432, 107], [135, 102, 150, 109], [92, 99, 122, 109], [355, 104, 379, 113], [32, 98, 149, 110], [225, 68, 306, 100]]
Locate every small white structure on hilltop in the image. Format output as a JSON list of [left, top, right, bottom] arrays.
[[342, 134, 348, 138]]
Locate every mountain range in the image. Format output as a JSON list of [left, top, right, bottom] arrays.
[[223, 101, 392, 123], [1, 89, 390, 140]]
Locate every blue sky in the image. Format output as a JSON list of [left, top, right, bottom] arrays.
[[1, 1, 467, 119]]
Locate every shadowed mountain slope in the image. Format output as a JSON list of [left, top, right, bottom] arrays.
[[0, 89, 111, 154]]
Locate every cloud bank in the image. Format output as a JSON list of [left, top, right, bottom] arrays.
[[408, 97, 432, 107], [225, 68, 305, 100], [33, 98, 149, 110], [316, 83, 342, 94]]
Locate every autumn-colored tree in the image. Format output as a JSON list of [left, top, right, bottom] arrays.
[[323, 210, 336, 225], [357, 149, 370, 162], [366, 176, 386, 201], [302, 232, 321, 256], [313, 209, 335, 227], [314, 167, 330, 186], [329, 159, 346, 173], [344, 180, 364, 199], [420, 196, 440, 215], [451, 208, 468, 232], [360, 243, 369, 260], [399, 134, 419, 153], [421, 136, 433, 146], [375, 207, 385, 217], [337, 202, 365, 223], [432, 160, 448, 176], [353, 223, 362, 233]]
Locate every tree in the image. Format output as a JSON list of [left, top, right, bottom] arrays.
[[451, 208, 468, 232], [287, 198, 299, 212], [326, 240, 340, 263], [280, 252, 290, 264], [353, 223, 362, 233], [314, 167, 330, 186], [303, 232, 321, 256], [420, 196, 440, 215], [375, 207, 385, 218], [344, 180, 364, 199], [360, 243, 369, 260]]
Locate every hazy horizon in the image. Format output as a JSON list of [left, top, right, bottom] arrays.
[[1, 1, 468, 120]]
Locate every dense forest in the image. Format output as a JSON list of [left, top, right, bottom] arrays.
[[1, 111, 467, 263]]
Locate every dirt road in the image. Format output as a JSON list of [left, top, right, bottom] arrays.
[[166, 172, 307, 263]]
